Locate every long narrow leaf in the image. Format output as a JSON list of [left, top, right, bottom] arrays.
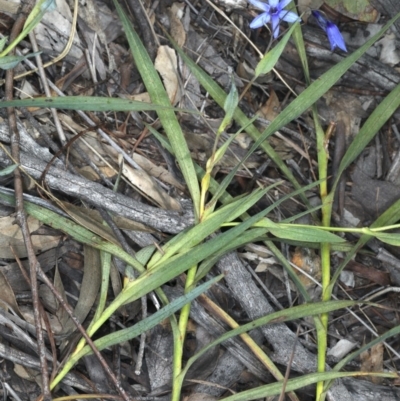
[[180, 300, 358, 381], [195, 228, 268, 282], [321, 324, 400, 393], [221, 371, 397, 401], [167, 13, 400, 198], [0, 96, 187, 112], [255, 21, 299, 77], [329, 197, 400, 289], [0, 0, 55, 57], [79, 187, 308, 339], [50, 274, 223, 389], [0, 191, 145, 274], [332, 82, 400, 192], [148, 184, 278, 268], [113, 0, 200, 219]]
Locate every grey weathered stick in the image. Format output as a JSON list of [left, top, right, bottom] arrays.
[[0, 145, 193, 233]]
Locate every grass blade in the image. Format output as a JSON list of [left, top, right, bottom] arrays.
[[113, 0, 200, 219], [50, 274, 223, 389], [0, 96, 189, 112], [321, 324, 400, 394], [180, 300, 358, 380], [221, 371, 397, 401], [332, 82, 400, 192], [167, 13, 400, 198]]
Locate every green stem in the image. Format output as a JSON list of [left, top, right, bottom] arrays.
[[314, 111, 332, 401], [171, 266, 197, 401]]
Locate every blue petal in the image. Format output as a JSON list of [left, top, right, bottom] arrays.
[[277, 0, 292, 10], [279, 10, 301, 23], [326, 22, 347, 52], [248, 0, 270, 11], [269, 0, 279, 7], [271, 13, 280, 38], [311, 10, 327, 31], [250, 12, 271, 29]]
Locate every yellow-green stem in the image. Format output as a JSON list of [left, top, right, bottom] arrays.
[[200, 173, 211, 217], [171, 266, 197, 401], [314, 113, 332, 401]]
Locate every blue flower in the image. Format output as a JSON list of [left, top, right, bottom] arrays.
[[311, 10, 347, 52], [248, 0, 301, 38]]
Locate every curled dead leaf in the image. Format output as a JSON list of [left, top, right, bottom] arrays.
[[122, 159, 182, 211], [155, 46, 181, 105]]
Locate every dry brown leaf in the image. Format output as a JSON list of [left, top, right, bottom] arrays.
[[131, 152, 185, 191], [360, 342, 384, 384], [325, 0, 379, 23], [0, 270, 22, 316], [259, 88, 281, 121], [0, 0, 19, 14], [168, 3, 187, 48], [118, 92, 151, 103], [291, 247, 322, 289], [0, 215, 60, 259], [345, 260, 391, 286], [19, 304, 62, 334], [58, 113, 87, 133], [60, 246, 101, 336], [155, 46, 181, 105], [122, 162, 182, 211], [13, 364, 33, 381]]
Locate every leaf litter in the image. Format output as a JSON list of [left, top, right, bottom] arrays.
[[0, 0, 400, 400]]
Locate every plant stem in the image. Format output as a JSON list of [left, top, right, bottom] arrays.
[[314, 115, 332, 401], [171, 267, 197, 401]]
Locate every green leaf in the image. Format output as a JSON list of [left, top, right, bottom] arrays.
[[0, 191, 146, 274], [219, 75, 239, 133], [0, 37, 8, 53], [323, 323, 400, 393], [113, 0, 201, 219], [269, 225, 344, 243], [166, 13, 400, 204], [135, 245, 156, 265], [0, 96, 184, 112], [148, 184, 278, 269], [50, 274, 223, 389], [332, 83, 400, 194], [84, 187, 302, 339], [0, 0, 56, 57], [0, 52, 41, 70], [255, 21, 299, 78], [0, 164, 18, 176], [374, 232, 400, 246], [181, 300, 358, 381], [221, 371, 396, 401]]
